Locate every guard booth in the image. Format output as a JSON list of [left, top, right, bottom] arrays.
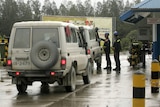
[[138, 27, 152, 68], [120, 0, 160, 93]]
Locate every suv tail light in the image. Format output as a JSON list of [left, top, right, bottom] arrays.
[[50, 72, 55, 76], [87, 49, 90, 54], [15, 72, 20, 76], [61, 57, 66, 69], [7, 58, 12, 66]]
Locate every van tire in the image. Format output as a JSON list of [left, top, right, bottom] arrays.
[[31, 41, 59, 69]]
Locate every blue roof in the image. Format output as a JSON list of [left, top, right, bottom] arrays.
[[120, 10, 144, 24], [133, 0, 160, 12], [120, 0, 160, 24]]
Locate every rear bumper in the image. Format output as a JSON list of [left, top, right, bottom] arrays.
[[8, 70, 64, 78]]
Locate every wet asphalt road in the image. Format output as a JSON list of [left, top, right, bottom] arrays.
[[0, 53, 160, 107]]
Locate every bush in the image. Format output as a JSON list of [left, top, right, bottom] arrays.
[[121, 30, 138, 51]]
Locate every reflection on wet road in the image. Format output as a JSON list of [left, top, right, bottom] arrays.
[[49, 66, 133, 107], [1, 54, 160, 107]]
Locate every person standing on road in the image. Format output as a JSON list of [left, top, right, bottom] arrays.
[[102, 32, 112, 70], [112, 31, 121, 72]]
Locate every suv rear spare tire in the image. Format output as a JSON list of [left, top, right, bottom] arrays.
[[31, 40, 59, 69]]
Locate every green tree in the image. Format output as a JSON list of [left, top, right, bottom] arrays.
[[0, 0, 139, 37], [121, 30, 138, 50], [76, 0, 85, 16], [84, 0, 94, 16], [0, 0, 18, 36], [59, 4, 68, 16], [51, 1, 59, 15], [135, 0, 141, 4], [0, 0, 3, 17], [124, 0, 132, 11], [0, 0, 4, 35], [99, 1, 110, 17], [108, 0, 120, 17], [17, 0, 33, 21], [30, 0, 41, 20], [118, 0, 125, 15], [68, 4, 79, 16], [95, 1, 103, 17], [42, 0, 58, 15], [42, 0, 52, 15]]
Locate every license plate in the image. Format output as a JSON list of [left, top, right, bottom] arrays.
[[13, 61, 30, 66]]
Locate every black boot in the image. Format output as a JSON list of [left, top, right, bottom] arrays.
[[113, 67, 121, 71], [104, 66, 111, 69], [103, 67, 108, 69], [97, 67, 102, 74], [107, 67, 112, 71]]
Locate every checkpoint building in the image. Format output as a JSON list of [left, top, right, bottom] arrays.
[[120, 0, 160, 106], [120, 0, 160, 61]]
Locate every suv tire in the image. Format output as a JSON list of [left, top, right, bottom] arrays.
[[31, 40, 59, 69], [65, 66, 76, 92], [96, 56, 102, 73], [16, 83, 27, 93], [83, 61, 92, 84], [41, 82, 49, 93]]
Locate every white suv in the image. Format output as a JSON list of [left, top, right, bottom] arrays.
[[7, 21, 92, 93], [79, 26, 102, 73]]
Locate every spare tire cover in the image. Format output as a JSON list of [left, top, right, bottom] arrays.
[[31, 41, 59, 69]]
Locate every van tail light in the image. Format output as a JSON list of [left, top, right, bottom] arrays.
[[7, 59, 12, 66], [61, 57, 66, 69], [87, 49, 91, 54]]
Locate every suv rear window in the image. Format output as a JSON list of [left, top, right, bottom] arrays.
[[65, 27, 78, 43], [32, 28, 59, 47], [13, 28, 30, 48]]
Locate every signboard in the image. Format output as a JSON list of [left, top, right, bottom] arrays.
[[42, 15, 87, 22], [147, 18, 160, 24]]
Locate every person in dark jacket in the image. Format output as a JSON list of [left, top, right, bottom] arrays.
[[112, 31, 121, 72], [102, 32, 112, 70]]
